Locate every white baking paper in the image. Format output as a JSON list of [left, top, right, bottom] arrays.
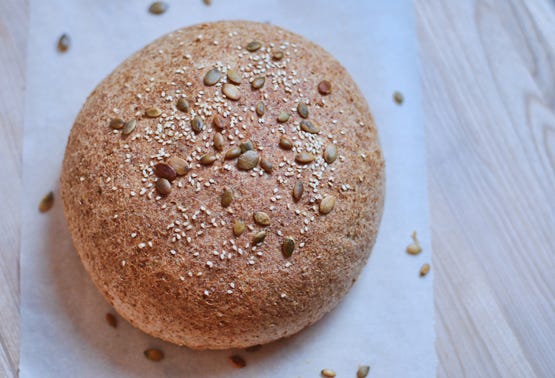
[[20, 0, 435, 376]]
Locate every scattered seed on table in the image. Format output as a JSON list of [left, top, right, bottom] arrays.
[[393, 91, 404, 105], [357, 365, 371, 378], [39, 191, 54, 213], [144, 348, 164, 361], [148, 1, 168, 15], [229, 355, 247, 368], [57, 33, 70, 52], [406, 231, 422, 255], [319, 195, 336, 214], [109, 118, 124, 130], [321, 369, 336, 377], [203, 68, 221, 86], [318, 80, 332, 95], [420, 263, 431, 277], [105, 313, 117, 328]]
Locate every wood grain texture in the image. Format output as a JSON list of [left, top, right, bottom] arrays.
[[416, 0, 555, 376], [0, 0, 27, 377], [1, 0, 554, 376]]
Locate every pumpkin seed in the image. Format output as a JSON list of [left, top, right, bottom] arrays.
[[393, 91, 404, 105], [252, 231, 267, 244], [154, 163, 177, 181], [148, 1, 168, 15], [227, 69, 242, 84], [57, 33, 70, 52], [255, 101, 265, 116], [292, 181, 303, 202], [277, 111, 290, 123], [203, 68, 221, 86], [297, 103, 309, 118], [39, 191, 54, 213], [282, 237, 295, 258], [168, 156, 189, 176], [145, 107, 162, 118], [109, 118, 124, 130], [260, 158, 273, 173], [221, 189, 233, 207], [319, 195, 336, 214], [156, 178, 171, 196], [191, 116, 204, 133], [272, 50, 284, 60], [200, 154, 217, 165], [253, 211, 271, 226], [279, 136, 293, 150], [300, 120, 320, 134], [144, 348, 164, 361], [229, 355, 247, 368], [321, 369, 336, 377], [213, 115, 225, 130], [214, 132, 225, 151], [239, 140, 254, 153], [245, 41, 262, 52], [237, 150, 259, 170], [222, 83, 241, 100], [251, 76, 265, 90], [318, 80, 332, 95], [324, 144, 338, 164], [295, 152, 315, 164], [233, 220, 245, 236], [225, 147, 242, 160], [357, 365, 370, 378], [105, 313, 117, 328], [176, 98, 190, 113], [122, 119, 136, 135], [420, 263, 431, 277]]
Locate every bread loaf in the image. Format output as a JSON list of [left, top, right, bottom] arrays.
[[61, 20, 385, 349]]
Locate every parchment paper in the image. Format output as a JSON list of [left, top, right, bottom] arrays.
[[20, 0, 436, 376]]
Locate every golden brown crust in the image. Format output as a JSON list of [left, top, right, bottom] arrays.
[[60, 20, 384, 349]]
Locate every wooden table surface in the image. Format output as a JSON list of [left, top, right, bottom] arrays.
[[1, 1, 554, 376]]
